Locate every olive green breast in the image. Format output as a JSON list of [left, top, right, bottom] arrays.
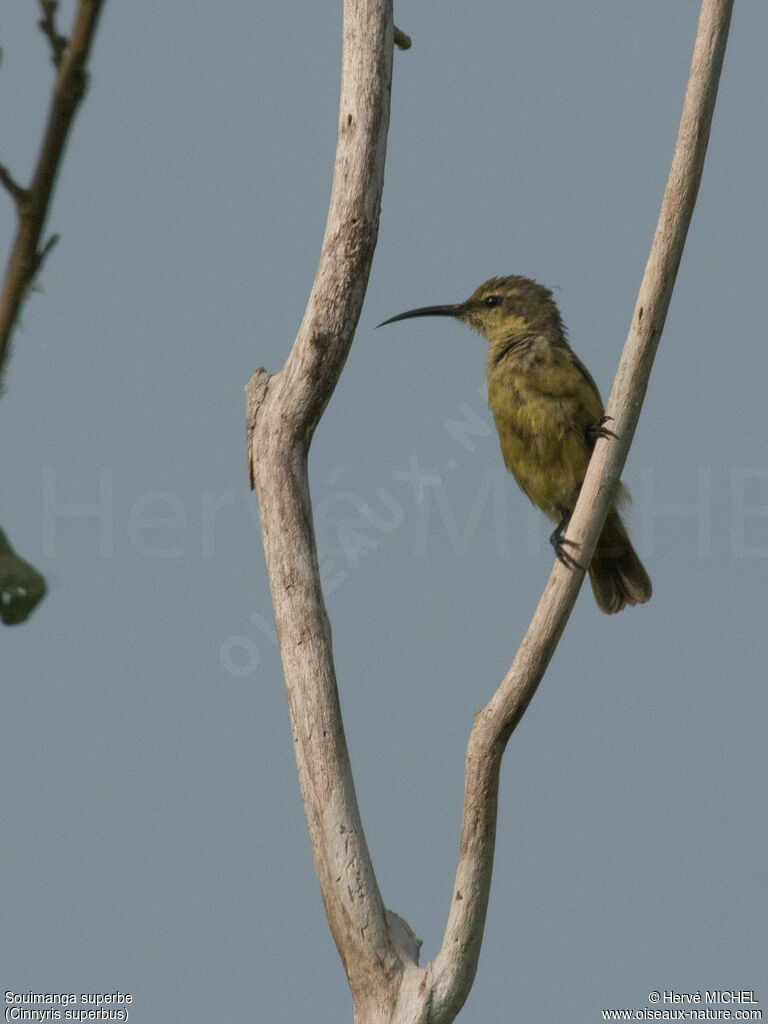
[[486, 339, 605, 520]]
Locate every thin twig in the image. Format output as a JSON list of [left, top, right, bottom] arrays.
[[0, 0, 106, 385], [34, 233, 60, 276], [38, 0, 68, 68], [0, 165, 31, 206]]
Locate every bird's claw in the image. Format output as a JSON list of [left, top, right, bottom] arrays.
[[588, 414, 618, 443], [550, 530, 585, 572]]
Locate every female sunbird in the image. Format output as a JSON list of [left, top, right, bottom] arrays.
[[379, 275, 651, 613]]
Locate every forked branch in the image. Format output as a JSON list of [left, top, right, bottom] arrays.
[[248, 0, 732, 1021], [0, 0, 106, 383]]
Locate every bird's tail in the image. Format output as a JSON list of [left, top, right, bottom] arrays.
[[589, 509, 652, 614]]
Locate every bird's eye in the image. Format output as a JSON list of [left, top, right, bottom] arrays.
[[484, 295, 502, 308]]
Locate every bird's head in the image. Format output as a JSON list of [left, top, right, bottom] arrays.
[[378, 275, 564, 348]]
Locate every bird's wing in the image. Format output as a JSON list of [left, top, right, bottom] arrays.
[[568, 350, 604, 407]]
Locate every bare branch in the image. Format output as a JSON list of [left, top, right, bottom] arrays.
[[250, 0, 732, 1019], [0, 165, 31, 206], [424, 1, 733, 1017], [33, 233, 61, 277], [248, 0, 398, 1008], [0, 0, 106, 385], [38, 0, 68, 68]]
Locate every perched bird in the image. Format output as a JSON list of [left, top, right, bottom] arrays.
[[379, 275, 651, 613]]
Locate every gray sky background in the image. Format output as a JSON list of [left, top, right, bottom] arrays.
[[2, 2, 766, 1021]]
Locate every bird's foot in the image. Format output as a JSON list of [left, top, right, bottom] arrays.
[[550, 525, 585, 572], [587, 414, 618, 444]]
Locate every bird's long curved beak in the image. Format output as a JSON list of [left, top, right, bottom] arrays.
[[376, 303, 464, 328]]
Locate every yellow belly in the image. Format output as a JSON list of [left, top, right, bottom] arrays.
[[487, 352, 604, 520]]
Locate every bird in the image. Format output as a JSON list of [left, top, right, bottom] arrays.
[[378, 275, 651, 613]]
